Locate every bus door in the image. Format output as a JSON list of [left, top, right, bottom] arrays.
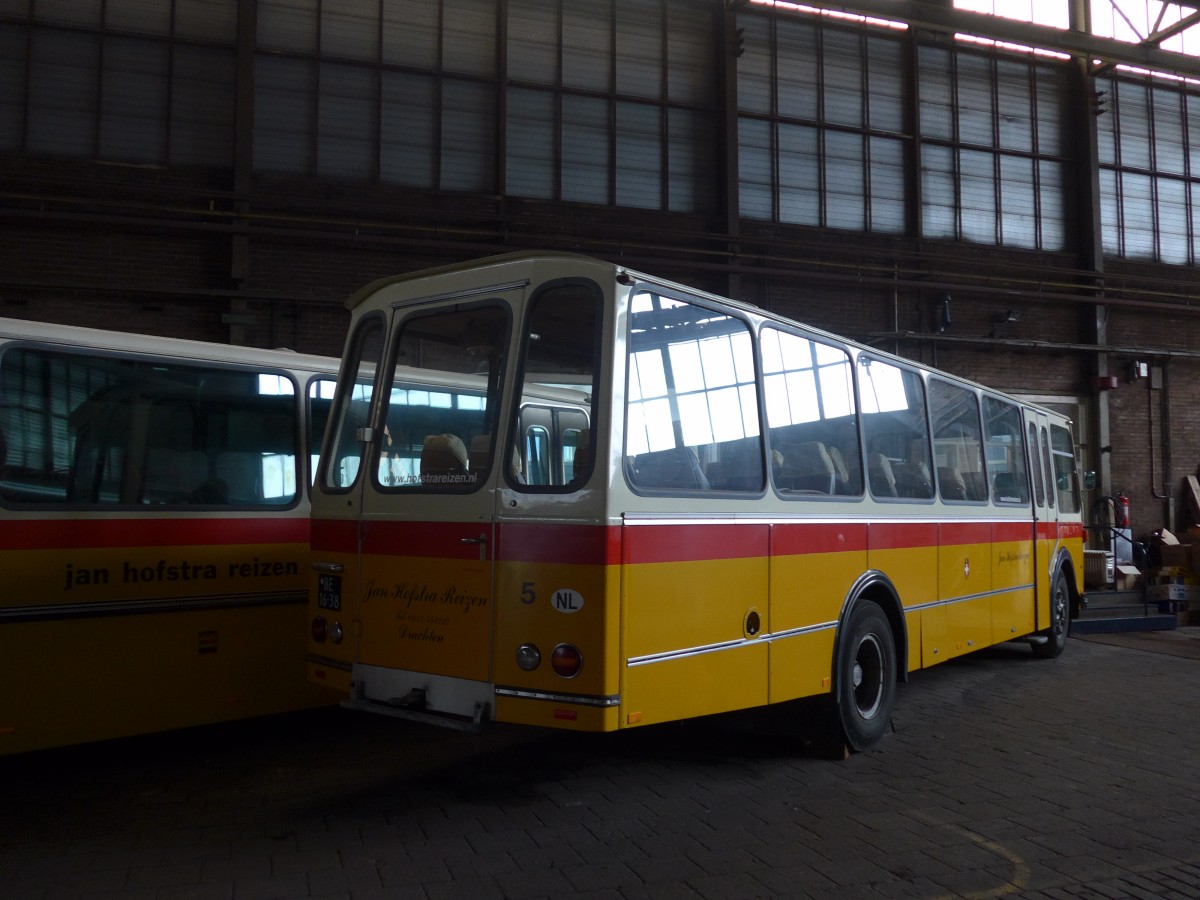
[[352, 297, 515, 727], [1023, 408, 1059, 634], [310, 315, 388, 693]]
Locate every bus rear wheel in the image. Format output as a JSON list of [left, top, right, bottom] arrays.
[[1032, 569, 1071, 659], [836, 600, 897, 751]]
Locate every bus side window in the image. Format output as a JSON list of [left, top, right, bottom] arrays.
[[514, 281, 601, 492], [858, 358, 933, 501], [930, 379, 987, 503], [626, 291, 762, 495], [762, 328, 861, 497], [982, 397, 1030, 504], [324, 315, 385, 492], [1050, 423, 1080, 513]]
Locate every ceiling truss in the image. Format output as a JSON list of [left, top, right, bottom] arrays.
[[788, 1, 1200, 81]]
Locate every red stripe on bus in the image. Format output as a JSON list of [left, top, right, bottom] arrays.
[[868, 522, 939, 552], [992, 520, 1035, 543], [1060, 521, 1085, 540], [939, 521, 995, 546], [359, 521, 478, 558], [0, 517, 306, 550], [311, 518, 358, 554], [496, 524, 621, 566], [622, 523, 770, 565], [326, 516, 1084, 566], [770, 523, 868, 556]]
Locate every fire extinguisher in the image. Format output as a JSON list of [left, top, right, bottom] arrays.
[[1115, 492, 1130, 529]]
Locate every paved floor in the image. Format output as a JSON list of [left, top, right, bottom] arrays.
[[3, 631, 1200, 900]]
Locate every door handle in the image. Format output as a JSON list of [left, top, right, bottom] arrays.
[[461, 533, 487, 561]]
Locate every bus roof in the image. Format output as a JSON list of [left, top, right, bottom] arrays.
[[0, 317, 340, 375], [344, 253, 1067, 423]]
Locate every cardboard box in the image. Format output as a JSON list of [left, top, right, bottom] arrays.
[[1147, 583, 1200, 604], [1157, 528, 1181, 546], [1115, 565, 1142, 590], [1159, 544, 1192, 568]]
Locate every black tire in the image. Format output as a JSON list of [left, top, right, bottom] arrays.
[[836, 600, 897, 751], [1033, 568, 1071, 659]]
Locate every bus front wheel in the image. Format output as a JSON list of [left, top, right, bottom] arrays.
[[836, 600, 897, 751]]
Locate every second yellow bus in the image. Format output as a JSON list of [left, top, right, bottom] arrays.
[[307, 253, 1084, 750]]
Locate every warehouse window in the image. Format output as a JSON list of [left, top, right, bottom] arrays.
[[1098, 74, 1200, 264], [254, 0, 498, 189], [736, 13, 908, 233], [504, 0, 717, 213], [917, 45, 1067, 251], [0, 2, 236, 166]]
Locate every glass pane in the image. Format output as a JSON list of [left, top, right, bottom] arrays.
[[666, 0, 712, 105], [514, 282, 601, 491], [982, 396, 1029, 504], [823, 30, 862, 128], [324, 316, 384, 490], [921, 144, 956, 239], [626, 292, 761, 493], [506, 87, 555, 199], [563, 1, 611, 91], [929, 379, 987, 502], [825, 131, 865, 231], [858, 358, 932, 500], [668, 108, 716, 214], [321, 0, 378, 61], [616, 101, 661, 209], [381, 72, 435, 188], [996, 59, 1033, 152], [1, 347, 300, 508], [1051, 423, 1079, 513], [763, 328, 861, 496], [442, 79, 496, 192], [737, 14, 773, 115], [317, 63, 375, 179], [508, 0, 558, 84], [378, 305, 509, 491], [866, 36, 904, 132], [563, 94, 610, 204], [738, 117, 774, 220], [615, 0, 661, 99], [1028, 422, 1045, 506], [779, 123, 819, 225], [957, 53, 994, 146]]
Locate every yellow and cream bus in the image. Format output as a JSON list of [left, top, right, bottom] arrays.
[[0, 318, 342, 755], [307, 253, 1084, 750]]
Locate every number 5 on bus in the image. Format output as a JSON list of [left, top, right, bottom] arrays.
[[307, 253, 1084, 751]]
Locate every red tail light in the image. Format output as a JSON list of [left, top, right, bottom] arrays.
[[551, 643, 583, 678]]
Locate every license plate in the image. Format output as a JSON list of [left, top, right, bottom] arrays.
[[317, 574, 342, 611]]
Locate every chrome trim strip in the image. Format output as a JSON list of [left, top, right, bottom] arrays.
[[494, 687, 620, 707], [627, 636, 754, 667], [305, 652, 352, 672], [621, 514, 1035, 526], [312, 562, 344, 574], [1, 591, 304, 623], [766, 620, 839, 641], [625, 581, 1039, 669], [905, 583, 1036, 614]]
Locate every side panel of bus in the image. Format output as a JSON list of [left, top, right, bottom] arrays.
[[769, 521, 867, 703], [620, 521, 769, 727], [0, 333, 340, 755]]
